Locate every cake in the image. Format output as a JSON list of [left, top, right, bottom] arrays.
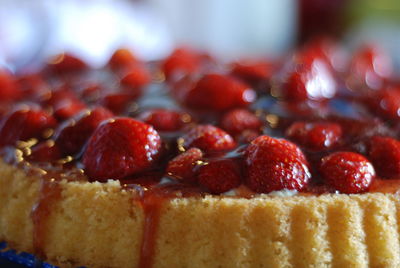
[[1, 40, 400, 268]]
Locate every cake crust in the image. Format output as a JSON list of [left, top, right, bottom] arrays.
[[1, 159, 400, 268]]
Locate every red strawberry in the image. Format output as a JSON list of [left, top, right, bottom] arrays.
[[185, 73, 256, 111], [162, 48, 201, 81], [282, 59, 336, 101], [285, 121, 342, 151], [53, 100, 87, 121], [83, 117, 161, 180], [197, 159, 241, 194], [54, 107, 113, 156], [245, 135, 310, 193], [0, 70, 19, 101], [27, 140, 62, 162], [230, 61, 271, 84], [47, 53, 87, 74], [17, 73, 48, 99], [120, 64, 151, 90], [220, 109, 262, 136], [99, 93, 139, 115], [166, 148, 203, 182], [138, 109, 190, 132], [108, 48, 138, 71], [369, 136, 400, 178], [181, 125, 236, 153], [320, 152, 375, 194], [349, 45, 392, 90], [367, 87, 400, 120], [0, 106, 57, 147]]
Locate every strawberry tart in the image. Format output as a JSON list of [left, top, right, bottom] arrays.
[[1, 41, 400, 267]]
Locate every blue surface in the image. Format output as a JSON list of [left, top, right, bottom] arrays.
[[0, 242, 56, 268]]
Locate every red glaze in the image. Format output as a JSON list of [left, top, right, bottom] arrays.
[[320, 152, 375, 194], [28, 141, 62, 162]]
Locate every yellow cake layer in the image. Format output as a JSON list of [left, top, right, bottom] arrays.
[[1, 159, 400, 268]]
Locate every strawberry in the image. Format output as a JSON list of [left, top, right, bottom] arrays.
[[54, 107, 113, 156], [230, 61, 271, 84], [367, 87, 400, 120], [108, 48, 138, 71], [282, 59, 336, 101], [99, 93, 139, 115], [349, 45, 392, 90], [41, 88, 87, 120], [83, 117, 161, 180], [0, 106, 57, 147], [320, 152, 375, 194], [162, 48, 201, 81], [166, 148, 203, 182], [47, 53, 87, 74], [220, 109, 262, 136], [285, 121, 342, 151], [181, 125, 236, 153], [138, 109, 190, 132], [27, 140, 62, 162], [369, 136, 400, 178], [197, 159, 241, 194], [185, 73, 256, 111], [0, 70, 19, 101], [245, 135, 310, 193], [120, 64, 151, 90]]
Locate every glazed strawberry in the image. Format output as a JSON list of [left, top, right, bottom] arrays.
[[320, 152, 375, 194], [231, 61, 271, 84], [120, 65, 151, 90], [185, 73, 256, 111], [197, 159, 241, 194], [138, 109, 190, 132], [285, 121, 342, 151], [282, 60, 336, 101], [0, 70, 19, 101], [54, 107, 114, 156], [367, 87, 400, 120], [47, 53, 87, 74], [17, 74, 48, 99], [166, 148, 203, 182], [349, 45, 392, 90], [245, 135, 310, 193], [181, 125, 236, 153], [83, 117, 161, 180], [99, 93, 139, 115], [27, 141, 62, 162], [369, 136, 400, 178], [162, 48, 201, 81], [53, 100, 87, 121], [108, 48, 138, 71], [220, 109, 262, 136], [0, 106, 57, 147]]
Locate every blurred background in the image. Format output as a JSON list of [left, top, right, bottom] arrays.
[[0, 0, 399, 71]]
